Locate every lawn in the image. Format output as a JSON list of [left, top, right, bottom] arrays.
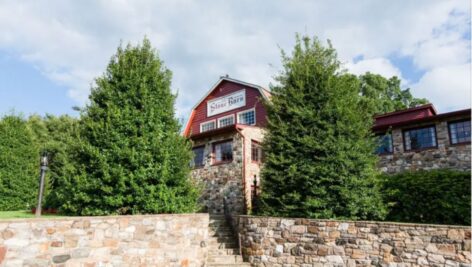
[[0, 210, 63, 219]]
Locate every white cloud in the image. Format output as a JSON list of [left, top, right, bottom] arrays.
[[345, 58, 404, 80], [412, 64, 471, 112], [0, 0, 469, 117]]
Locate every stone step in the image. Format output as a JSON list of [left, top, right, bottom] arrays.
[[208, 223, 230, 227], [207, 241, 238, 249], [210, 232, 234, 238], [209, 227, 232, 232], [209, 220, 228, 226], [209, 217, 226, 220], [208, 248, 239, 256], [208, 236, 235, 243], [209, 214, 226, 218], [207, 264, 251, 267], [209, 229, 232, 235], [207, 255, 244, 264], [207, 214, 248, 266]]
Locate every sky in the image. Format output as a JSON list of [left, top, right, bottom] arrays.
[[0, 0, 470, 121]]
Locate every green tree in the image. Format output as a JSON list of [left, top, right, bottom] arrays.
[[257, 35, 386, 220], [358, 73, 428, 116], [0, 114, 39, 210], [26, 114, 79, 208], [55, 38, 199, 215]]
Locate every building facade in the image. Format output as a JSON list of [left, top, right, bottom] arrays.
[[184, 77, 270, 214], [373, 104, 471, 173], [185, 77, 471, 214]]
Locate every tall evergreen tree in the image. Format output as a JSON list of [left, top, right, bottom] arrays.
[[258, 35, 386, 220], [0, 114, 39, 210], [55, 38, 199, 215]]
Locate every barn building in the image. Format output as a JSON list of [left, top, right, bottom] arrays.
[[183, 76, 270, 214], [185, 76, 471, 215]]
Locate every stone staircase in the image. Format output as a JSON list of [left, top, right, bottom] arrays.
[[206, 214, 251, 267]]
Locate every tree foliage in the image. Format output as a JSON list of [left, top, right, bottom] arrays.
[[53, 38, 199, 215], [257, 35, 386, 220], [381, 169, 471, 225], [26, 115, 80, 208], [358, 73, 428, 116], [0, 114, 39, 210]]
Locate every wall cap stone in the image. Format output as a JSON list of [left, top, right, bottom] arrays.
[[0, 213, 209, 223], [235, 215, 469, 229]]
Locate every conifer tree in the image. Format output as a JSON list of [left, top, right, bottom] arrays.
[[0, 114, 39, 210], [258, 35, 386, 220], [56, 38, 199, 215]]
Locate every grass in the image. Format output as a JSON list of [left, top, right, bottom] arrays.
[[0, 210, 63, 219]]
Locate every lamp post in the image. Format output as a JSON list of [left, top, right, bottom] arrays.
[[35, 153, 48, 217]]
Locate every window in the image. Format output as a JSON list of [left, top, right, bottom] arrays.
[[403, 126, 437, 151], [449, 120, 471, 144], [251, 140, 263, 163], [200, 120, 216, 133], [376, 133, 393, 154], [213, 140, 233, 163], [192, 146, 205, 168], [237, 109, 256, 125], [218, 115, 235, 128]]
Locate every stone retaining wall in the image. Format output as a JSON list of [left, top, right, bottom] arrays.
[[232, 215, 471, 267], [0, 214, 209, 267]]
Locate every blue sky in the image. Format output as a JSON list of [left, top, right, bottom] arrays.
[[0, 53, 78, 116], [0, 0, 470, 120]]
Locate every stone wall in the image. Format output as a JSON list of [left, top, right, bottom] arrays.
[[232, 215, 471, 267], [0, 214, 208, 267], [191, 132, 245, 214], [378, 119, 471, 174]]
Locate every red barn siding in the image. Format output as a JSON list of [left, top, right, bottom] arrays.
[[190, 80, 267, 135], [374, 105, 436, 129]]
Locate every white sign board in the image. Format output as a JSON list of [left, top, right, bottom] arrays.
[[207, 89, 246, 117]]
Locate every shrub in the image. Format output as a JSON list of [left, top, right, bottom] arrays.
[[381, 169, 471, 225], [0, 114, 39, 210]]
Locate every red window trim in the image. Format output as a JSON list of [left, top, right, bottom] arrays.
[[212, 139, 233, 165]]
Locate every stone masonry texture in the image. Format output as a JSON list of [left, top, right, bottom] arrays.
[[378, 119, 471, 174], [232, 215, 471, 267], [0, 214, 209, 267], [191, 132, 245, 214], [190, 127, 265, 215]]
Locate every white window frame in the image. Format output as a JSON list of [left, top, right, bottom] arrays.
[[237, 108, 256, 125], [200, 120, 216, 133], [217, 114, 235, 128]]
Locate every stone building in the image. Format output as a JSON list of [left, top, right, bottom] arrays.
[[183, 76, 270, 214], [373, 104, 471, 173], [185, 77, 471, 214]]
